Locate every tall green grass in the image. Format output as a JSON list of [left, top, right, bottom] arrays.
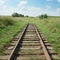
[[0, 17, 15, 29], [27, 17, 60, 56], [16, 16, 60, 56], [0, 17, 26, 55], [0, 16, 60, 56]]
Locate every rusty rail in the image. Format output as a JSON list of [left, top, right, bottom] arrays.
[[34, 25, 51, 60], [8, 24, 28, 60]]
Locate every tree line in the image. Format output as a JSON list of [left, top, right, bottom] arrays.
[[12, 13, 48, 18], [12, 13, 29, 17]]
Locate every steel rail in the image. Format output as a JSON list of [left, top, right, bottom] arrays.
[[8, 24, 28, 60], [34, 25, 52, 60]]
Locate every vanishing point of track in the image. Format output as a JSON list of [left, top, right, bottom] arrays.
[[0, 24, 60, 60]]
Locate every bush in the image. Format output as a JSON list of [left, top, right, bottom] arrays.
[[19, 14, 24, 17], [25, 16, 29, 17], [12, 13, 19, 17], [12, 13, 24, 17], [3, 18, 14, 26], [0, 18, 15, 29], [40, 15, 44, 18], [44, 14, 48, 18], [39, 14, 48, 19]]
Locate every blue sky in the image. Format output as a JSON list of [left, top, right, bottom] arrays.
[[0, 0, 60, 16]]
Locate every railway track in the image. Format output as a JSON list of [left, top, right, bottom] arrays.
[[0, 24, 60, 60]]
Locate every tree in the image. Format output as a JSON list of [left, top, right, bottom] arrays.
[[12, 13, 24, 17], [19, 14, 24, 17], [25, 16, 29, 17], [12, 13, 19, 17], [40, 15, 44, 18], [44, 14, 48, 18], [39, 14, 48, 19]]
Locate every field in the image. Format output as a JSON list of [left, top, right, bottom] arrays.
[[0, 16, 60, 56]]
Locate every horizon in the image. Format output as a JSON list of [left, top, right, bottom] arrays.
[[0, 0, 60, 16]]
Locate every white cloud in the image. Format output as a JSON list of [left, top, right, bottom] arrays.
[[46, 5, 51, 9], [0, 5, 60, 16], [0, 0, 5, 6], [0, 0, 28, 16], [48, 8, 60, 16], [56, 8, 60, 14], [0, 0, 60, 16], [28, 7, 40, 11], [18, 1, 27, 7], [25, 7, 41, 16], [57, 0, 60, 2], [0, 6, 16, 15], [0, 0, 41, 16]]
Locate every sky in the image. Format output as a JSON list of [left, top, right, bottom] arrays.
[[0, 0, 60, 16]]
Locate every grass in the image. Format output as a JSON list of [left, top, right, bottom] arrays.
[[27, 17, 60, 56], [0, 17, 26, 55], [0, 16, 60, 56]]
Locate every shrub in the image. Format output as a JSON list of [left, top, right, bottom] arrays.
[[25, 16, 29, 17], [12, 13, 24, 17], [0, 18, 15, 29], [12, 13, 19, 17], [39, 14, 48, 19], [40, 15, 44, 18], [0, 18, 5, 29], [44, 14, 48, 18], [3, 18, 14, 26], [19, 14, 24, 17]]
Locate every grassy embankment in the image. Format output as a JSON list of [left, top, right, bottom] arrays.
[[0, 16, 60, 56], [27, 17, 60, 56], [0, 17, 26, 55]]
